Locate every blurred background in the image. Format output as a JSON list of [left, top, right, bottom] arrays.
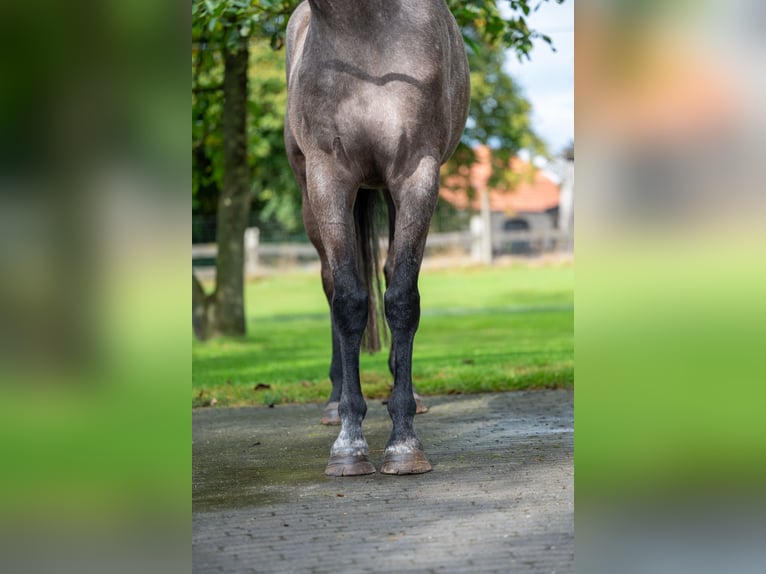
[[0, 1, 190, 573], [576, 0, 766, 572]]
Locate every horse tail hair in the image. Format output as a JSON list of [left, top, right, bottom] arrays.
[[354, 189, 388, 354]]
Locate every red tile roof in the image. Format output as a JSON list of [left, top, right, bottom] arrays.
[[440, 145, 560, 214]]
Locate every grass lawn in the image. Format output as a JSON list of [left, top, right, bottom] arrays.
[[192, 262, 574, 407]]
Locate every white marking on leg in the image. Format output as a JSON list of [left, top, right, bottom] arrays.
[[330, 428, 369, 457], [384, 437, 422, 455]]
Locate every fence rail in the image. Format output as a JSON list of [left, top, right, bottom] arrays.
[[193, 227, 573, 278]]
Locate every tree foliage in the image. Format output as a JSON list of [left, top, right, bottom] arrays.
[[192, 1, 565, 55], [193, 39, 299, 239], [448, 0, 565, 60], [193, 1, 301, 242], [464, 43, 546, 154]]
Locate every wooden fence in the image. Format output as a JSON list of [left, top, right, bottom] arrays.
[[193, 227, 573, 278]]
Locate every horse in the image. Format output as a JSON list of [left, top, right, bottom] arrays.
[[284, 0, 470, 476]]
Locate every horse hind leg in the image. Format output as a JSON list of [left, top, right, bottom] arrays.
[[381, 261, 432, 474], [318, 248, 342, 426], [324, 259, 375, 476], [301, 177, 342, 426], [307, 164, 375, 476], [320, 274, 342, 426], [383, 189, 429, 417], [380, 157, 441, 475]]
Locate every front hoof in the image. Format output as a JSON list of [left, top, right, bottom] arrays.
[[325, 454, 376, 477], [320, 401, 341, 426], [380, 450, 432, 475]]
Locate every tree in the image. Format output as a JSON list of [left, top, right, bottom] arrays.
[[192, 0, 296, 340]]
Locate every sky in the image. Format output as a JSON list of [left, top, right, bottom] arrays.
[[502, 0, 574, 156]]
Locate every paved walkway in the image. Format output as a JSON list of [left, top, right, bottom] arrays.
[[193, 390, 574, 573]]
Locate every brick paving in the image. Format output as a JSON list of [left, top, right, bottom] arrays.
[[193, 390, 573, 573]]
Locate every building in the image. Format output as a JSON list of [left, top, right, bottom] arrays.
[[440, 145, 568, 255]]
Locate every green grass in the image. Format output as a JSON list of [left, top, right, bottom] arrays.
[[192, 263, 574, 407]]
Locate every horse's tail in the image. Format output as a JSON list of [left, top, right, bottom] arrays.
[[354, 189, 388, 353]]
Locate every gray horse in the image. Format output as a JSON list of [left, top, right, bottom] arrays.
[[284, 0, 469, 476]]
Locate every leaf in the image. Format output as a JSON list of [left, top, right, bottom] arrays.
[[463, 35, 482, 56]]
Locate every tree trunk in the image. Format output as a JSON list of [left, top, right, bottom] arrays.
[[193, 42, 251, 340]]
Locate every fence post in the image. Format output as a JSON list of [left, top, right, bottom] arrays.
[[558, 160, 574, 252], [244, 227, 260, 277]]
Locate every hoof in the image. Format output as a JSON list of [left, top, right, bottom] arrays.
[[380, 450, 432, 475], [325, 454, 376, 477], [320, 401, 341, 426], [414, 393, 429, 414]]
